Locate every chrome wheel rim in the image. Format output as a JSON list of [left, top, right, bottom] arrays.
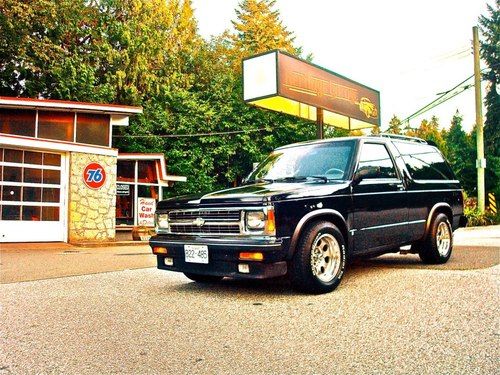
[[436, 222, 451, 257], [310, 233, 341, 283]]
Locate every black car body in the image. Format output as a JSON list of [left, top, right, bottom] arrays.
[[150, 135, 467, 293]]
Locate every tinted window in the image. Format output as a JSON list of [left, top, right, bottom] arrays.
[[0, 109, 36, 137], [357, 143, 397, 179], [394, 142, 455, 180]]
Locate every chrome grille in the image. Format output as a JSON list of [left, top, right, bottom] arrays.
[[168, 209, 242, 235]]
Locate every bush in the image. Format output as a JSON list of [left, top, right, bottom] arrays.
[[464, 206, 499, 227]]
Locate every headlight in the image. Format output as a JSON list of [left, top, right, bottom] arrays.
[[246, 211, 265, 230], [156, 213, 169, 232]]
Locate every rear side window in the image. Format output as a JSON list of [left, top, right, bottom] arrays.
[[394, 142, 455, 180]]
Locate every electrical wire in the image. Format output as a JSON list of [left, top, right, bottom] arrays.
[[402, 64, 499, 125]]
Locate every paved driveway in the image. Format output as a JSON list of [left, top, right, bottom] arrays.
[[0, 226, 498, 374]]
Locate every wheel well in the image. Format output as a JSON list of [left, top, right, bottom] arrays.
[[290, 214, 348, 256], [425, 205, 453, 236]]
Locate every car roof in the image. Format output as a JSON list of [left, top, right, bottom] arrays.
[[275, 134, 427, 151]]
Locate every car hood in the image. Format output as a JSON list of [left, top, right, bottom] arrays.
[[157, 181, 351, 210]]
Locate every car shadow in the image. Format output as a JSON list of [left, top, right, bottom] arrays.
[[156, 244, 498, 297]]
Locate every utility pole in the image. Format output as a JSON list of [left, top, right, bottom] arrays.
[[473, 26, 485, 213]]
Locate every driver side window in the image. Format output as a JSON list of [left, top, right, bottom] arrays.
[[357, 143, 397, 179]]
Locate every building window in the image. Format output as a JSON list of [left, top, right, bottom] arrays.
[[76, 113, 110, 146], [116, 159, 164, 227], [0, 109, 36, 137], [116, 184, 135, 226], [38, 111, 75, 142]]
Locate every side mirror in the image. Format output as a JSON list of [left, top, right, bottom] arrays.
[[352, 166, 380, 186]]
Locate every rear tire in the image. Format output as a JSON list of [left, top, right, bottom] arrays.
[[290, 221, 346, 294], [418, 213, 453, 264], [183, 273, 224, 283]]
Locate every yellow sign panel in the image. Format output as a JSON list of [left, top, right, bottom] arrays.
[[243, 50, 380, 130]]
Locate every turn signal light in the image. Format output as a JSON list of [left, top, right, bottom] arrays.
[[265, 209, 276, 234], [152, 246, 168, 254], [239, 252, 264, 261]]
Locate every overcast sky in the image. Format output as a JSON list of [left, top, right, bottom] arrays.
[[191, 0, 492, 132]]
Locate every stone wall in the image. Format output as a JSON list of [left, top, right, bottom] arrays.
[[68, 152, 117, 243]]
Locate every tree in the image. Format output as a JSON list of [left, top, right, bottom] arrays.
[[386, 115, 402, 134], [479, 0, 500, 197], [443, 112, 476, 194], [229, 0, 298, 64]]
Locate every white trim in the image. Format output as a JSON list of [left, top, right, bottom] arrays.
[[0, 97, 142, 115], [0, 135, 118, 157]]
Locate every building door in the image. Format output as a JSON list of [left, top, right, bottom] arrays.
[[0, 147, 67, 242]]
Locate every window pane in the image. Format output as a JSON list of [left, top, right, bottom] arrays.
[[0, 148, 3, 161], [76, 113, 109, 146], [0, 109, 36, 137], [3, 166, 22, 182], [138, 161, 158, 183], [38, 111, 74, 142], [22, 206, 41, 221], [116, 185, 135, 225], [358, 143, 397, 179], [2, 185, 21, 201], [43, 169, 60, 184], [23, 187, 41, 202], [24, 151, 42, 165], [4, 148, 23, 163], [138, 184, 159, 199], [42, 188, 60, 203], [2, 205, 20, 220], [42, 206, 59, 221], [394, 142, 455, 180], [43, 153, 61, 166], [117, 160, 135, 182], [24, 168, 42, 183]]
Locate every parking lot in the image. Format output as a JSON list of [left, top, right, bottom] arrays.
[[0, 227, 498, 374]]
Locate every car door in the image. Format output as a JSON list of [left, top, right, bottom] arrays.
[[351, 141, 409, 253]]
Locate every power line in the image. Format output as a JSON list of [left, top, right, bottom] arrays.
[[402, 64, 498, 125], [112, 126, 277, 139]]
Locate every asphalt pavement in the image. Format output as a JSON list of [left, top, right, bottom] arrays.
[[0, 226, 498, 374]]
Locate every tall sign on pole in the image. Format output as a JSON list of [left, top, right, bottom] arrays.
[[242, 50, 380, 139], [473, 26, 485, 213]]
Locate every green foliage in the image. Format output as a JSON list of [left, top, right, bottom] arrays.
[[464, 206, 499, 226], [386, 115, 403, 134]]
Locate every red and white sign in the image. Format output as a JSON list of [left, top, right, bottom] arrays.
[[138, 198, 156, 226], [83, 162, 107, 189]]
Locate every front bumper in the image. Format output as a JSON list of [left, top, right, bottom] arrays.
[[149, 235, 289, 279]]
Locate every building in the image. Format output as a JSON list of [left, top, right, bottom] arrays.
[[0, 97, 184, 243]]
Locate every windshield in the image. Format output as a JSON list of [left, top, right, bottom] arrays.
[[246, 140, 355, 183]]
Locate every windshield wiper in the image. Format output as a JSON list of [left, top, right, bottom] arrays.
[[273, 176, 307, 182], [306, 175, 329, 183]]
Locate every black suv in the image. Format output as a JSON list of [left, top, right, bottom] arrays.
[[150, 135, 467, 293]]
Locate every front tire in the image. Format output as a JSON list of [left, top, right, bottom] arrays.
[[418, 213, 453, 264], [183, 273, 224, 283], [290, 221, 346, 294]]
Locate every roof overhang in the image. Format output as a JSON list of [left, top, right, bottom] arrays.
[[243, 50, 380, 130], [0, 97, 142, 116], [118, 153, 187, 184]]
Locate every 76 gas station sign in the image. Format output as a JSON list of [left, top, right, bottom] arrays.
[[83, 162, 107, 189]]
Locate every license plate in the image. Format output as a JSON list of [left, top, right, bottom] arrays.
[[184, 245, 209, 264]]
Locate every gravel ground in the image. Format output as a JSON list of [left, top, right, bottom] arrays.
[[1, 262, 498, 374]]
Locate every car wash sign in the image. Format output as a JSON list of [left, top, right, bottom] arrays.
[[138, 198, 155, 226], [243, 50, 380, 130], [83, 162, 106, 189]]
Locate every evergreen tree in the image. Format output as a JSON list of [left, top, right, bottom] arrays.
[[228, 0, 298, 67], [479, 0, 500, 198], [443, 112, 476, 194], [387, 115, 402, 134]]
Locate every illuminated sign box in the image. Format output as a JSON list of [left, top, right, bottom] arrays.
[[243, 50, 380, 130]]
